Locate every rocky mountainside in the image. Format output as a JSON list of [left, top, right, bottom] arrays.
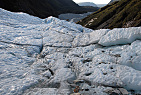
[[77, 0, 141, 30], [0, 0, 98, 18], [0, 8, 141, 95]]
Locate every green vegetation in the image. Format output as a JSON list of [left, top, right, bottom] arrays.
[[77, 0, 141, 29]]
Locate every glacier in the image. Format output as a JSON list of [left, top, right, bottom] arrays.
[[0, 8, 141, 95]]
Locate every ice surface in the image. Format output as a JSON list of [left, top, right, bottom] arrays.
[[72, 29, 109, 47], [0, 8, 141, 95], [99, 27, 141, 46]]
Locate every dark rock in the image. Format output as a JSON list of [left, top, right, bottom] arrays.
[[0, 0, 99, 19], [73, 80, 84, 84], [109, 92, 119, 95]]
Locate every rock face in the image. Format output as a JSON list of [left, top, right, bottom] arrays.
[[0, 0, 97, 18], [0, 8, 141, 95], [77, 0, 141, 30]]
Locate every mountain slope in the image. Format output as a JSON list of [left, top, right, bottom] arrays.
[[0, 0, 98, 18], [77, 0, 141, 29]]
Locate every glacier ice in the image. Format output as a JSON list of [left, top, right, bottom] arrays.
[[0, 8, 141, 95], [99, 27, 141, 46]]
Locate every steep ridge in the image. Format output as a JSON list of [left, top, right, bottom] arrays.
[[0, 0, 98, 18], [0, 8, 141, 95], [77, 0, 141, 30]]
